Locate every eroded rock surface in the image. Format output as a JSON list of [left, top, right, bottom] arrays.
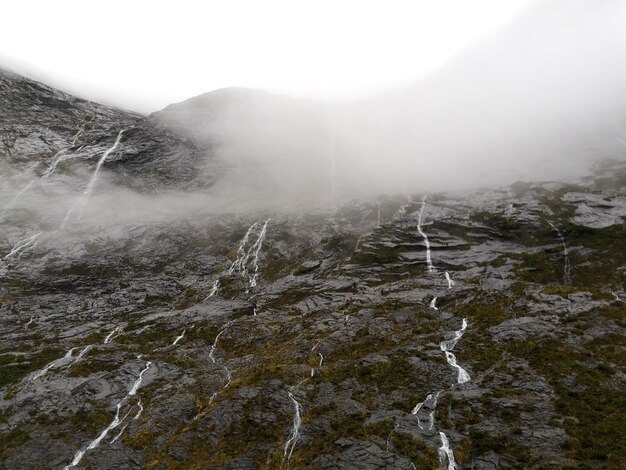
[[1, 68, 626, 469]]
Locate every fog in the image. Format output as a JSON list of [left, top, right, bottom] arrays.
[[3, 0, 626, 244], [169, 0, 626, 207]]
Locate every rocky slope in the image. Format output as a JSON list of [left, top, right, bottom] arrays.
[[1, 68, 626, 470]]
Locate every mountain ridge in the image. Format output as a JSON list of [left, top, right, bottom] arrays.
[[1, 63, 626, 470]]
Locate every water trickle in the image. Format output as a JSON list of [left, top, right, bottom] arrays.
[[228, 220, 270, 288], [444, 351, 471, 384], [109, 424, 128, 444], [74, 345, 92, 362], [411, 391, 441, 431], [129, 362, 152, 396], [417, 196, 434, 272], [549, 222, 572, 285], [209, 322, 232, 364], [61, 129, 125, 229], [439, 318, 467, 352], [228, 222, 258, 275], [445, 272, 455, 289], [2, 180, 36, 215], [204, 279, 220, 300], [64, 362, 152, 469], [440, 319, 470, 384], [223, 367, 233, 388], [32, 347, 77, 380], [248, 219, 270, 288], [172, 330, 186, 346], [134, 399, 144, 420], [41, 148, 71, 179], [386, 422, 400, 450], [104, 326, 123, 344], [3, 121, 91, 217], [4, 232, 43, 260], [430, 296, 438, 310], [283, 391, 303, 463]]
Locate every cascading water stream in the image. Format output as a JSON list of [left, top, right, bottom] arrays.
[[549, 222, 572, 285], [227, 220, 270, 289], [64, 361, 152, 469], [2, 121, 88, 216], [444, 351, 470, 384], [31, 347, 76, 381], [4, 232, 43, 260], [228, 223, 258, 275], [172, 330, 186, 346], [60, 129, 125, 229], [201, 323, 235, 410], [4, 129, 126, 263], [311, 352, 324, 377], [392, 196, 412, 221], [411, 391, 441, 431], [445, 272, 455, 289], [204, 279, 220, 300], [430, 296, 438, 310], [417, 196, 434, 273], [209, 322, 232, 364], [104, 326, 123, 344], [283, 391, 303, 465], [440, 319, 470, 384], [438, 431, 458, 470], [247, 219, 270, 288], [2, 180, 36, 216], [134, 399, 144, 420], [41, 149, 70, 179], [31, 344, 92, 381]]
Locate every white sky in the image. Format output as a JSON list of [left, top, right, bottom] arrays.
[[0, 0, 531, 113]]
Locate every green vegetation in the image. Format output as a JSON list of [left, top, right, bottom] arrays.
[[0, 347, 61, 388], [390, 431, 440, 468], [505, 336, 626, 468]]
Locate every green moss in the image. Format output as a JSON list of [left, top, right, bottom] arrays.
[[563, 222, 626, 288], [514, 252, 563, 284], [473, 211, 550, 247], [391, 432, 439, 468], [172, 287, 203, 310], [454, 296, 509, 328], [467, 429, 534, 463], [69, 407, 113, 435], [506, 337, 626, 466], [122, 429, 154, 449], [0, 347, 61, 388], [0, 428, 30, 450], [67, 358, 119, 377]]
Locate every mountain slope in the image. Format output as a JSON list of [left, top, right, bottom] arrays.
[[1, 69, 626, 470]]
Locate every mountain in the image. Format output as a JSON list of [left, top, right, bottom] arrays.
[[0, 66, 219, 194], [1, 63, 626, 470]]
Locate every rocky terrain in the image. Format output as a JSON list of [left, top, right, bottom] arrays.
[[1, 67, 626, 470]]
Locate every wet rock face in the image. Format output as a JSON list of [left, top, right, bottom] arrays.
[[1, 69, 626, 470], [0, 67, 213, 194]]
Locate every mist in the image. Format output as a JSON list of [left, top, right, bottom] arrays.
[[162, 0, 626, 208], [3, 0, 626, 240]]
